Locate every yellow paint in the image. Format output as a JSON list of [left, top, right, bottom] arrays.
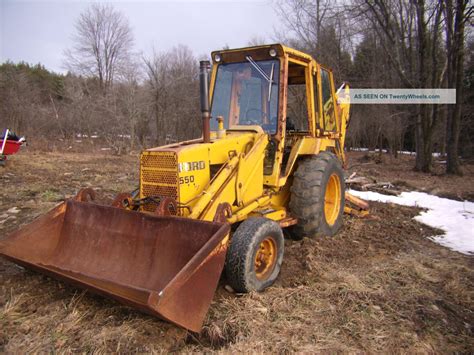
[[235, 134, 267, 206], [324, 173, 342, 225], [139, 43, 351, 225], [250, 208, 287, 222], [254, 237, 277, 280], [227, 195, 272, 223]]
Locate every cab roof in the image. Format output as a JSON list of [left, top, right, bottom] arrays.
[[211, 43, 316, 65]]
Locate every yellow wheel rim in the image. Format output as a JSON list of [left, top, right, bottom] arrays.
[[324, 173, 341, 226], [254, 237, 277, 280]]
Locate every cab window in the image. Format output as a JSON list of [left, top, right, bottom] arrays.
[[321, 69, 336, 131], [286, 61, 310, 132], [210, 59, 280, 134]]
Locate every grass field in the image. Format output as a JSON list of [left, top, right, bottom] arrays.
[[0, 150, 472, 352]]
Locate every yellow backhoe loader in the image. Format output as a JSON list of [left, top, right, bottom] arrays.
[[0, 44, 360, 332]]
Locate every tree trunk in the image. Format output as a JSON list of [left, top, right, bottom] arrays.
[[445, 0, 467, 175], [414, 0, 433, 172], [414, 113, 433, 172]]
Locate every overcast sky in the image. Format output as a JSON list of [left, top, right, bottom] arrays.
[[0, 0, 280, 73]]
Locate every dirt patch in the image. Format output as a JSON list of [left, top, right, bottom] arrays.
[[0, 151, 139, 235], [0, 151, 473, 352]]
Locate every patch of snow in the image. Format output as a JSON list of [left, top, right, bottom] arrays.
[[398, 150, 443, 157], [349, 148, 443, 157], [397, 150, 416, 156], [76, 133, 99, 139], [348, 190, 474, 255]]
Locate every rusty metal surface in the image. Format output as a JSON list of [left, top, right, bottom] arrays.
[[111, 192, 132, 209], [74, 188, 96, 202], [0, 199, 230, 332], [276, 53, 288, 142], [155, 197, 178, 216], [213, 203, 232, 223]]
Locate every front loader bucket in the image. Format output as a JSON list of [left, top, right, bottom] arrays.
[[0, 200, 230, 332]]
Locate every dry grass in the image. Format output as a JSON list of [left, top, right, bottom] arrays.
[[0, 150, 473, 352]]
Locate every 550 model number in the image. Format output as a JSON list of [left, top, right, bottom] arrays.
[[179, 176, 195, 185]]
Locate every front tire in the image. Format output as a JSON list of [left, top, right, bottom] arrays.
[[225, 218, 284, 293], [288, 151, 345, 240]]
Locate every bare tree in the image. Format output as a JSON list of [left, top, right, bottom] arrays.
[[275, 0, 332, 52], [143, 45, 200, 145], [247, 35, 268, 46], [352, 0, 446, 172], [64, 3, 134, 93], [275, 0, 354, 77], [444, 0, 471, 175]]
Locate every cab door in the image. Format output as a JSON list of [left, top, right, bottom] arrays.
[[318, 67, 339, 133]]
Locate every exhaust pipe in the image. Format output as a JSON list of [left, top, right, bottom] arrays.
[[199, 60, 211, 143]]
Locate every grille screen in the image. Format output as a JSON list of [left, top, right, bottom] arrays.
[[140, 152, 179, 213]]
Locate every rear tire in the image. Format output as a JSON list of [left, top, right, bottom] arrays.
[[288, 151, 345, 240], [225, 217, 284, 293]]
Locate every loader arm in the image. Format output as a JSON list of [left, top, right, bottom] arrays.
[[189, 131, 269, 221]]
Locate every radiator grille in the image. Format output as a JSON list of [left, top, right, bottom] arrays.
[[140, 152, 179, 213]]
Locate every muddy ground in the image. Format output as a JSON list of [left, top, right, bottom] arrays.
[[0, 150, 473, 353]]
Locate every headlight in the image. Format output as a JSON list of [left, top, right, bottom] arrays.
[[269, 48, 277, 57], [214, 53, 222, 62]]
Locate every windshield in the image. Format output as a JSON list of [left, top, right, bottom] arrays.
[[210, 59, 280, 134]]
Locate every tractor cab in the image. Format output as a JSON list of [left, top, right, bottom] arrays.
[[210, 58, 280, 134], [208, 44, 350, 184]]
